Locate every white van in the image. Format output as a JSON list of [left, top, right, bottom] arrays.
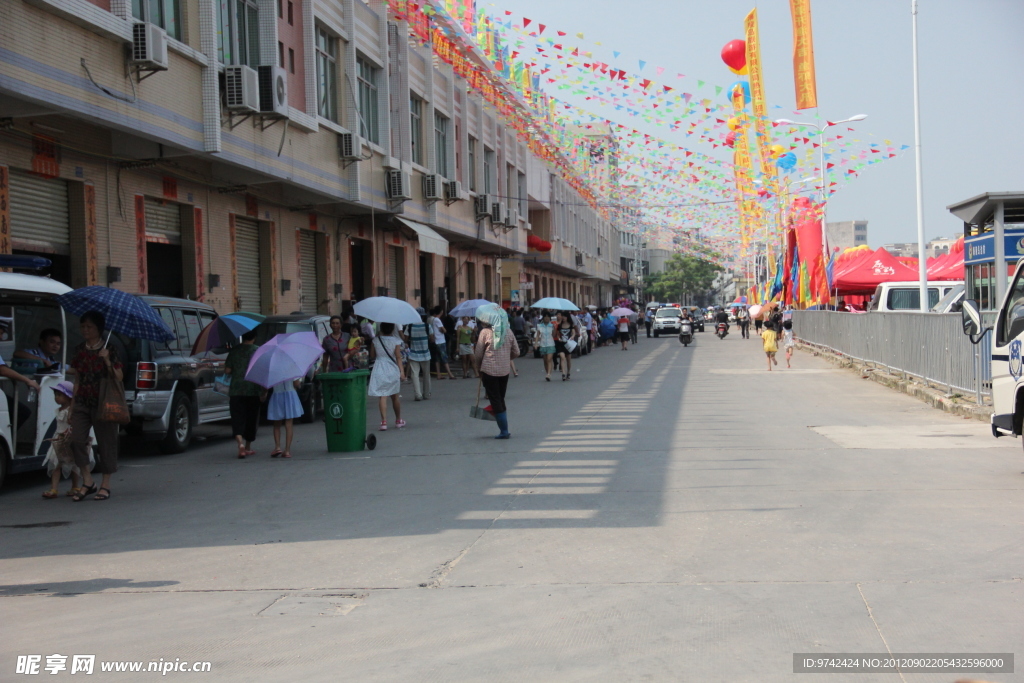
[[964, 264, 1024, 439], [0, 271, 72, 488], [869, 281, 963, 312]]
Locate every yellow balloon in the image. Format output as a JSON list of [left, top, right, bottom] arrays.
[[727, 117, 742, 131], [729, 65, 749, 76], [770, 144, 787, 158]]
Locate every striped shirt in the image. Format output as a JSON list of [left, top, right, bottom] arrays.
[[405, 322, 431, 362], [474, 327, 520, 377]]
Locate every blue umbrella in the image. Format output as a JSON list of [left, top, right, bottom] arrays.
[[190, 312, 266, 355], [57, 286, 175, 342]]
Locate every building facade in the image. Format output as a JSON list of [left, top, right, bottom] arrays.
[[826, 220, 868, 251], [0, 0, 620, 319]]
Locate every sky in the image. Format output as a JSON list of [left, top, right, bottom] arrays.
[[488, 0, 1024, 246]]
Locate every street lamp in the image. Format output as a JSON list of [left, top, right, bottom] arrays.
[[774, 115, 867, 259]]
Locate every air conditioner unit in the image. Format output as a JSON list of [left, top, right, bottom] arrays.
[[131, 22, 169, 71], [385, 169, 411, 200], [474, 194, 491, 218], [338, 132, 362, 160], [258, 65, 289, 117], [490, 202, 506, 225], [422, 173, 443, 201], [224, 65, 260, 112], [443, 180, 463, 202], [507, 209, 520, 226]]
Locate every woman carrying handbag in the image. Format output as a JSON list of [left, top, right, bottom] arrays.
[[69, 311, 124, 502]]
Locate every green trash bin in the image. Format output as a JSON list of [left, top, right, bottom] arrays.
[[319, 370, 375, 452]]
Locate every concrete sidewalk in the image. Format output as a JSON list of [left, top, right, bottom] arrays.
[[1, 332, 1021, 681]]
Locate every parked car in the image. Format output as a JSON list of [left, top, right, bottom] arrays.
[[253, 314, 331, 423], [931, 283, 965, 313], [869, 281, 963, 312], [126, 296, 227, 454]]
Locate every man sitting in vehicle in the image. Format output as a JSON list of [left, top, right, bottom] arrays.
[[14, 328, 63, 374]]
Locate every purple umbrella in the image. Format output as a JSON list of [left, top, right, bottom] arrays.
[[244, 332, 324, 389]]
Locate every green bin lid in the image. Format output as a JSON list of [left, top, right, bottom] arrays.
[[318, 370, 370, 380]]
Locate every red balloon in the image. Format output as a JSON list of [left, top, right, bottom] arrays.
[[725, 131, 736, 147], [721, 40, 746, 72]]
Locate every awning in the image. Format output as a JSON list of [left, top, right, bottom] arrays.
[[396, 218, 449, 257]]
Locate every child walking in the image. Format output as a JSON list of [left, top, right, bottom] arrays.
[[42, 381, 82, 498], [762, 321, 779, 371], [268, 378, 304, 458], [781, 320, 795, 368]]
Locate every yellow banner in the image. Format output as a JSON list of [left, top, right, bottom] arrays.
[[790, 0, 818, 110], [744, 9, 777, 192]]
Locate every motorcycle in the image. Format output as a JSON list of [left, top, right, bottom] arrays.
[[678, 320, 693, 347], [716, 321, 729, 339]]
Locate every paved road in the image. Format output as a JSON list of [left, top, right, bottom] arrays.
[[2, 332, 1022, 681]]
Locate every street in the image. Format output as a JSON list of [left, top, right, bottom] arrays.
[[2, 334, 1022, 682]]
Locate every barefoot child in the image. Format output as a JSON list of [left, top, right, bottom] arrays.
[[42, 381, 82, 498], [762, 321, 779, 371], [781, 320, 795, 368]]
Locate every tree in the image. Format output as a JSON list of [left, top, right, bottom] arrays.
[[645, 254, 723, 304]]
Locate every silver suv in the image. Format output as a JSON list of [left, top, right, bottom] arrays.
[[124, 297, 227, 453], [652, 307, 682, 337]]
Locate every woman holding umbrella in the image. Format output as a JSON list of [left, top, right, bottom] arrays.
[[368, 323, 405, 430], [69, 311, 122, 502], [474, 304, 519, 439], [533, 311, 556, 381]]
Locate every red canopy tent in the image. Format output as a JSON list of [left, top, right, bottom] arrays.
[[926, 237, 965, 280], [832, 247, 921, 295]]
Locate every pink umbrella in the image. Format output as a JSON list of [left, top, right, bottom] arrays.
[[244, 332, 324, 389]]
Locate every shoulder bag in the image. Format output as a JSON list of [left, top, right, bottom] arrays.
[[97, 363, 131, 424]]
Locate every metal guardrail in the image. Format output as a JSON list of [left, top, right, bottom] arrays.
[[792, 311, 993, 404]]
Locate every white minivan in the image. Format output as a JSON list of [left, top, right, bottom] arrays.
[[0, 270, 72, 488], [869, 281, 963, 312]]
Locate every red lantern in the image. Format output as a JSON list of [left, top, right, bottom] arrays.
[[721, 40, 747, 75]]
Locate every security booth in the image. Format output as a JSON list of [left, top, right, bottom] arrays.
[[948, 192, 1024, 311]]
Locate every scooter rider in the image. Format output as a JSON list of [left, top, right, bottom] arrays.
[[715, 308, 730, 335]]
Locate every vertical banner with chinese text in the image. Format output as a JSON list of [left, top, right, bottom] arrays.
[[790, 0, 818, 110]]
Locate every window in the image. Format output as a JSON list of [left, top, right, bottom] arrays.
[[506, 163, 515, 212], [217, 0, 259, 66], [356, 56, 380, 144], [434, 112, 449, 177], [276, 0, 282, 17], [133, 0, 182, 41], [518, 172, 527, 214], [999, 270, 1024, 344], [315, 27, 338, 122], [287, 0, 293, 24], [483, 147, 495, 194], [467, 137, 477, 192], [278, 41, 284, 68], [288, 48, 295, 73], [410, 96, 424, 165]]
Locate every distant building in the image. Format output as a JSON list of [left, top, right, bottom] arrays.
[[826, 221, 869, 250], [926, 237, 958, 257], [883, 242, 920, 258]]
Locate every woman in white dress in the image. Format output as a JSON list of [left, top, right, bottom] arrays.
[[368, 322, 406, 431]]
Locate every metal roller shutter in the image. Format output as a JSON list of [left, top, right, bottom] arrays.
[[235, 217, 262, 313], [7, 170, 70, 253], [299, 231, 318, 313], [144, 199, 181, 244]]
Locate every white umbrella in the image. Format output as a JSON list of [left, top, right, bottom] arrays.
[[531, 297, 580, 311], [610, 307, 634, 317], [449, 298, 494, 318], [353, 296, 421, 325]]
